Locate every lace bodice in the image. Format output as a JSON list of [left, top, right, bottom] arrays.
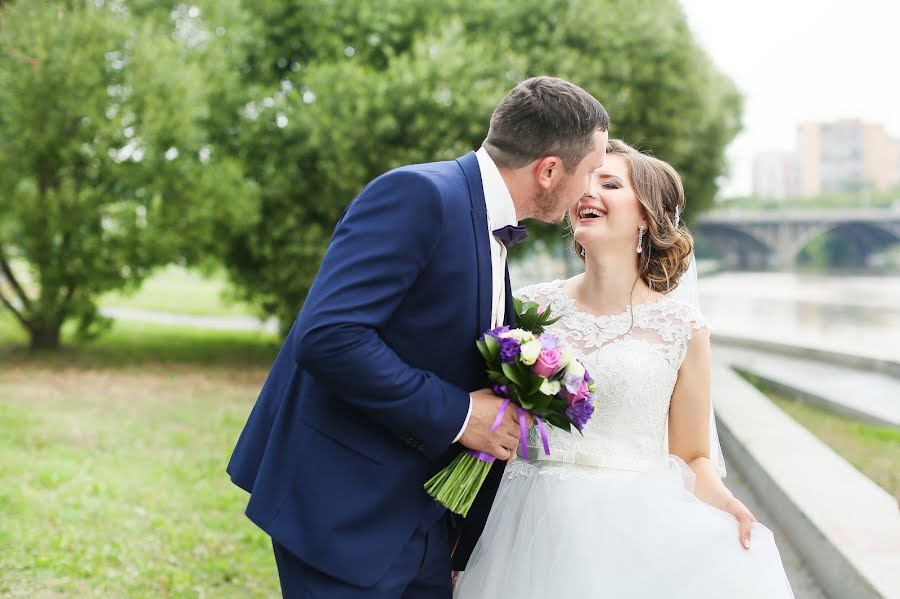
[[510, 279, 708, 477]]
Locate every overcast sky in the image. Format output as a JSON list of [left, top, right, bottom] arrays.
[[678, 0, 900, 196]]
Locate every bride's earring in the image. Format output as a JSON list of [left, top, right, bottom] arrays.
[[636, 225, 645, 254], [580, 247, 586, 257]]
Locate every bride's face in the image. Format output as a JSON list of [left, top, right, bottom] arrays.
[[569, 154, 646, 253]]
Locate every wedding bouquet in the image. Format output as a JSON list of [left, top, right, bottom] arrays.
[[424, 299, 598, 516]]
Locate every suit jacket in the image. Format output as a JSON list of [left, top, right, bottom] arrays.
[[227, 151, 512, 587]]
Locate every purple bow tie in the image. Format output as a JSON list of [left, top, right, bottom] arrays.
[[492, 224, 528, 248]]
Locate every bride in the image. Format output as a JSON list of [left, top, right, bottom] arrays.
[[454, 140, 795, 598]]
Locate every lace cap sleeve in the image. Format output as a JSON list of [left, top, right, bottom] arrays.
[[641, 298, 710, 370], [677, 301, 710, 337]]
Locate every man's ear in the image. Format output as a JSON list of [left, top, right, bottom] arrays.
[[533, 155, 563, 190]]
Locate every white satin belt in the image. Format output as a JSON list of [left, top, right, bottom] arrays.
[[521, 446, 660, 473]]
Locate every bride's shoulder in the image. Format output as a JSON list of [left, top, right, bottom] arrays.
[[650, 295, 709, 333]]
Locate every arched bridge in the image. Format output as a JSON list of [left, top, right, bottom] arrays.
[[695, 208, 900, 269]]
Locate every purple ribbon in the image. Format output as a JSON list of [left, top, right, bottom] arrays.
[[536, 416, 550, 456], [468, 450, 497, 463], [489, 399, 510, 433], [473, 399, 552, 462], [517, 407, 529, 460]]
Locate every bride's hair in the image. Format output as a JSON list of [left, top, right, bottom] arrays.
[[573, 139, 694, 291]]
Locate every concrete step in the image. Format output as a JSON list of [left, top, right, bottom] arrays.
[[713, 332, 900, 380], [714, 345, 900, 429], [712, 364, 900, 599]]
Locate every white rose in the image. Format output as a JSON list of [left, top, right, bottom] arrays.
[[519, 340, 542, 365], [539, 379, 561, 395], [559, 349, 575, 367], [499, 328, 535, 343]]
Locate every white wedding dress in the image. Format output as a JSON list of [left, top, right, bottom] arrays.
[[455, 280, 794, 598]]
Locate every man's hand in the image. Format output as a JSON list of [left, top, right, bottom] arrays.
[[451, 570, 461, 591], [458, 388, 532, 460]]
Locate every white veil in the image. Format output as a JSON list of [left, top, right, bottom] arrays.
[[666, 254, 727, 478]]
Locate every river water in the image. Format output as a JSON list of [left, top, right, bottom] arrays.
[[510, 255, 900, 361], [700, 272, 900, 360]]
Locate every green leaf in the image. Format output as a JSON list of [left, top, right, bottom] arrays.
[[530, 393, 551, 412], [547, 414, 572, 431], [528, 373, 544, 395], [476, 339, 492, 363], [501, 362, 522, 387], [513, 297, 524, 315], [483, 335, 500, 362]]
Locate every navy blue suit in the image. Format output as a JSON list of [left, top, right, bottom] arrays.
[[227, 151, 513, 595]]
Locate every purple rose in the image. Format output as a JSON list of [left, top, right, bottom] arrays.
[[499, 337, 520, 364], [532, 348, 561, 378], [561, 380, 590, 407], [566, 399, 595, 430]]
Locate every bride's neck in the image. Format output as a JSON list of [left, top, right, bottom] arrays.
[[573, 250, 651, 314]]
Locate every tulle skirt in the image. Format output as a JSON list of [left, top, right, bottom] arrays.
[[455, 456, 794, 598]]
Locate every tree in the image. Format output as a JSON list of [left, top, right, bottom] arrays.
[[223, 0, 742, 330], [0, 1, 257, 348]]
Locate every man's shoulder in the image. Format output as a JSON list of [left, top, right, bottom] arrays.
[[364, 155, 474, 208], [380, 156, 469, 187]]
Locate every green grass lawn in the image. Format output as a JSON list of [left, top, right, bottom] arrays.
[[0, 316, 283, 598], [3, 261, 256, 318], [100, 266, 256, 318], [0, 311, 279, 370], [738, 370, 900, 496]]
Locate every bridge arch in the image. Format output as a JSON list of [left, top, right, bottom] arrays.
[[792, 221, 900, 268], [694, 223, 775, 269], [695, 209, 900, 270]]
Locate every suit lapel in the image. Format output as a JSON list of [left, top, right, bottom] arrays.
[[457, 151, 493, 335]]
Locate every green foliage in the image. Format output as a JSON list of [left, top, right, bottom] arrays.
[[514, 298, 562, 335], [0, 1, 258, 348], [0, 0, 742, 343], [225, 0, 742, 330]]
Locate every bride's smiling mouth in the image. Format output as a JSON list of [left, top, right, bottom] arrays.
[[576, 205, 607, 222]]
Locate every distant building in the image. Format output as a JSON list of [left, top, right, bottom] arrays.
[[752, 151, 802, 199], [797, 119, 898, 195], [890, 138, 900, 189]]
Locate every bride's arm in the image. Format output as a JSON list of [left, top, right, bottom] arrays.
[[668, 327, 756, 550]]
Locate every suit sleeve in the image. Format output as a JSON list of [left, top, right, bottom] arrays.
[[292, 169, 470, 460]]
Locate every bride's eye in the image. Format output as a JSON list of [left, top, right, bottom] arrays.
[[602, 182, 620, 189]]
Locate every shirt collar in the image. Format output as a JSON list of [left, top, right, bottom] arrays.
[[475, 147, 518, 229]]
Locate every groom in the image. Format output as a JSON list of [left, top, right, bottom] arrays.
[[227, 76, 609, 597]]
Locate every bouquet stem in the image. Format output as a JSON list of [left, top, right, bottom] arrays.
[[424, 450, 495, 517]]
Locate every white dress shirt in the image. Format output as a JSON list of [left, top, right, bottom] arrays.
[[452, 147, 519, 443]]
